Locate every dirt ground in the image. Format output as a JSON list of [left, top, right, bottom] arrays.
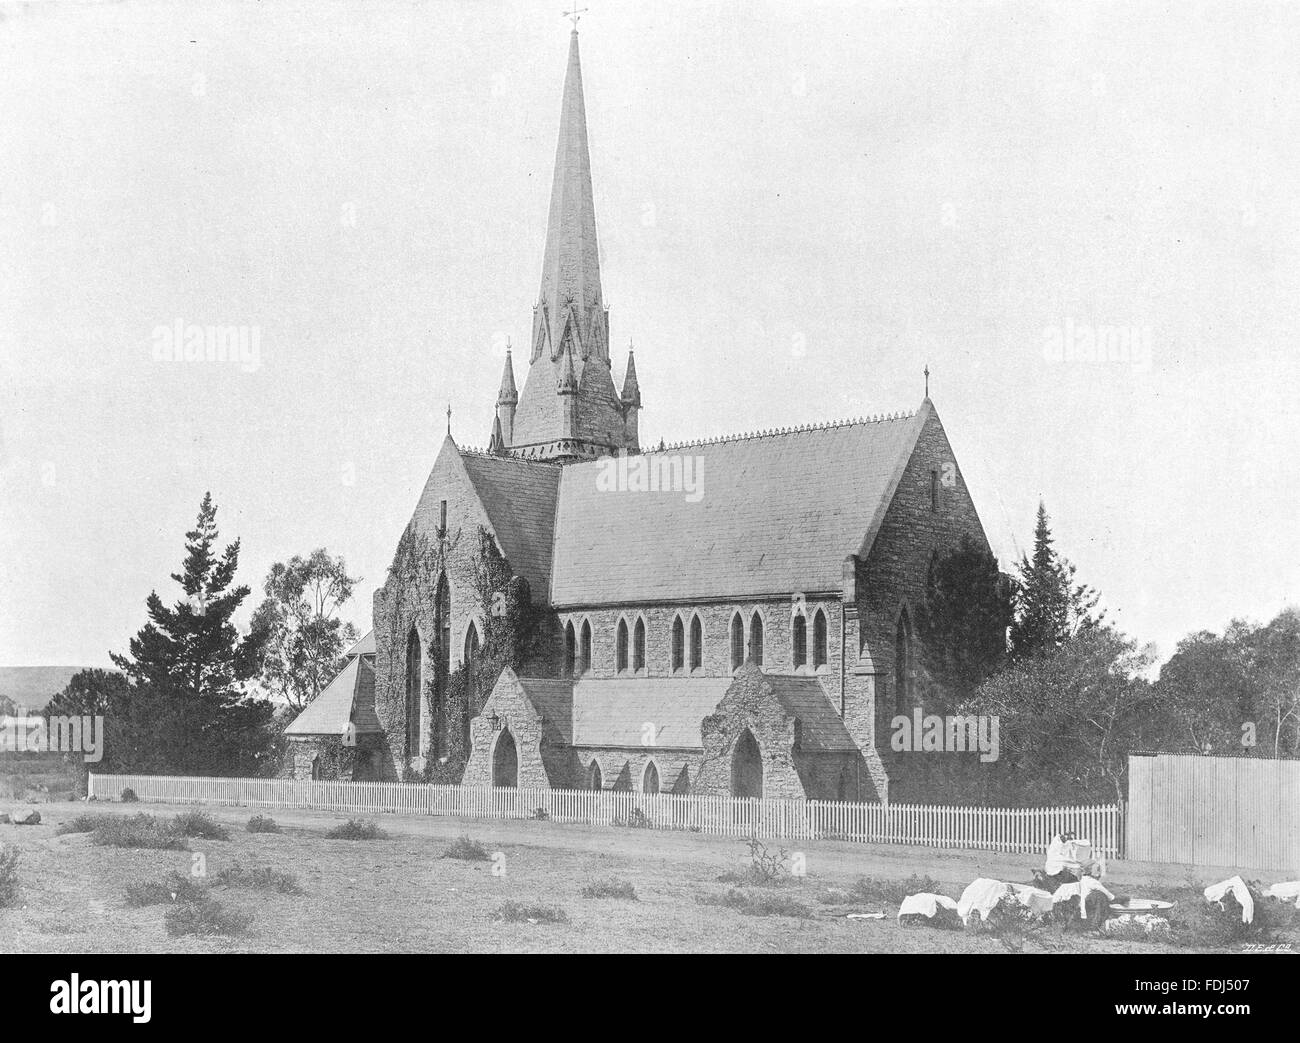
[[1, 800, 1292, 954]]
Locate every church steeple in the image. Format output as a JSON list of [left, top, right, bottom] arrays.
[[530, 28, 607, 367], [505, 28, 639, 462]]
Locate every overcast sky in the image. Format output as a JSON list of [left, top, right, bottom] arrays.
[[2, 0, 1298, 670]]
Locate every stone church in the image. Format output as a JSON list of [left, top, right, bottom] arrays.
[[285, 29, 994, 803]]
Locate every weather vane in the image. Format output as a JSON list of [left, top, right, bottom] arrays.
[[564, 5, 588, 29]]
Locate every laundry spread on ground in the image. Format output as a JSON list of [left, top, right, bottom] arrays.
[[1204, 876, 1254, 924], [957, 877, 1012, 925], [897, 893, 959, 920]]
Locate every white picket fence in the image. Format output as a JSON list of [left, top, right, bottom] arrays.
[[87, 772, 1123, 858]]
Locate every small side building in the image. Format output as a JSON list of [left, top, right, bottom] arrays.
[[283, 631, 386, 781]]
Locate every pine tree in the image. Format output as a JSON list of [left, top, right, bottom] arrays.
[[110, 492, 273, 774], [1008, 501, 1103, 660]]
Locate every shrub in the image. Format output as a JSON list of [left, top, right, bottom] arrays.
[[124, 871, 208, 907], [90, 814, 188, 851], [326, 819, 388, 841], [1169, 881, 1283, 948], [532, 806, 550, 820], [581, 877, 638, 900], [0, 843, 20, 908], [214, 864, 303, 895], [56, 813, 104, 835], [120, 788, 138, 803], [164, 898, 253, 937], [442, 835, 490, 861], [699, 887, 813, 919], [246, 815, 280, 834], [853, 874, 943, 906], [494, 901, 569, 925], [172, 811, 230, 841]]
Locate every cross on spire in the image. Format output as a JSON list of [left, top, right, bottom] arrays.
[[924, 364, 930, 398], [563, 5, 588, 29], [446, 404, 452, 436]]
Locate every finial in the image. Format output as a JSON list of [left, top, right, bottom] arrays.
[[446, 404, 452, 436], [924, 363, 930, 399], [506, 337, 512, 355], [563, 5, 588, 29]]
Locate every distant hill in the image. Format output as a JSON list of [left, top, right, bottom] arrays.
[[0, 666, 99, 712]]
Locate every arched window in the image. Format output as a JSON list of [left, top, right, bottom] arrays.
[[895, 609, 913, 716], [730, 613, 744, 670], [432, 574, 451, 760], [616, 619, 629, 673], [813, 609, 828, 669], [580, 619, 592, 675], [564, 621, 576, 678], [589, 760, 603, 791], [793, 614, 807, 669], [633, 618, 646, 672], [749, 612, 764, 667], [462, 622, 480, 752], [643, 760, 660, 795], [405, 625, 422, 759], [671, 616, 685, 672], [689, 614, 703, 671]]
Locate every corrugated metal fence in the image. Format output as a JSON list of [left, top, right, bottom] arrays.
[[1126, 754, 1300, 871], [88, 772, 1122, 858]]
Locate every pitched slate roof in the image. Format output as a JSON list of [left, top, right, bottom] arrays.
[[459, 451, 562, 599], [765, 675, 858, 752], [514, 676, 575, 745], [284, 655, 382, 738], [550, 407, 927, 605], [571, 676, 733, 749]]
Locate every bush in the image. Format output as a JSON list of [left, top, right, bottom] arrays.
[[581, 877, 638, 900], [214, 864, 303, 895], [494, 901, 569, 925], [164, 898, 253, 937], [0, 843, 20, 908], [853, 874, 943, 906], [325, 819, 388, 841], [699, 887, 813, 919], [171, 811, 230, 840], [1169, 881, 1285, 948], [89, 814, 188, 851], [246, 815, 280, 834], [124, 871, 208, 907], [442, 835, 490, 861], [120, 788, 138, 803], [55, 814, 104, 835]]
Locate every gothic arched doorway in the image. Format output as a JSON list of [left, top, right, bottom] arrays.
[[492, 729, 518, 788], [731, 729, 763, 799]]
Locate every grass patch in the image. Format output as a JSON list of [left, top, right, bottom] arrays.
[[246, 815, 280, 834], [164, 897, 253, 937], [0, 843, 19, 907], [852, 874, 944, 906], [325, 818, 388, 841], [494, 900, 570, 925], [442, 835, 490, 861], [55, 813, 104, 835], [699, 887, 814, 919], [124, 870, 208, 907], [172, 811, 230, 840], [214, 863, 303, 895], [581, 877, 638, 900], [88, 814, 188, 851]]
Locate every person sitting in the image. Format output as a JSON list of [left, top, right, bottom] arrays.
[[1034, 831, 1100, 889]]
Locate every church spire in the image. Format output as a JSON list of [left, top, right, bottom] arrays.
[[530, 27, 607, 366], [620, 344, 641, 407]]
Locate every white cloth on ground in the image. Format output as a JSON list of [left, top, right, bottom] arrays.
[[1052, 877, 1115, 918], [1204, 876, 1254, 924], [1262, 881, 1300, 908], [897, 893, 959, 920], [957, 877, 1012, 924], [1008, 882, 1055, 918]]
